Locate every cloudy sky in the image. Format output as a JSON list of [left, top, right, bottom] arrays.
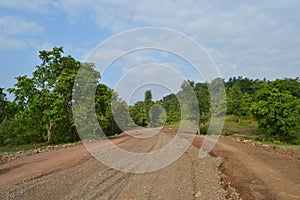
[[0, 0, 299, 101]]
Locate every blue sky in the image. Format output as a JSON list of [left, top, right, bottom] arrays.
[[0, 0, 299, 101]]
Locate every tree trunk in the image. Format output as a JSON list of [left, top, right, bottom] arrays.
[[93, 124, 98, 135], [47, 122, 55, 143], [67, 109, 75, 141], [69, 125, 73, 141]]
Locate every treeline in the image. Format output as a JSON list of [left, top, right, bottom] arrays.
[[0, 47, 299, 146], [226, 77, 300, 143], [129, 77, 300, 143]]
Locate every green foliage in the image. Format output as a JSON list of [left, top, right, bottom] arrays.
[[95, 84, 115, 135], [226, 85, 243, 116], [72, 62, 100, 138], [160, 94, 181, 124], [144, 90, 152, 105], [271, 78, 300, 98], [225, 77, 300, 143], [2, 47, 84, 145], [111, 96, 130, 132], [250, 86, 300, 142], [194, 82, 210, 124], [129, 101, 146, 126], [0, 88, 7, 124], [144, 90, 153, 124], [129, 90, 155, 127], [221, 116, 257, 137], [177, 80, 199, 122], [199, 124, 208, 135], [225, 76, 262, 94], [149, 104, 166, 127], [208, 78, 226, 117]]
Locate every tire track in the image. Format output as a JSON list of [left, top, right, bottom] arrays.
[[82, 132, 161, 199], [1, 130, 227, 200]]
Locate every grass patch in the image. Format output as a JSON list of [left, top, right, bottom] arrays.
[[279, 144, 300, 154], [221, 116, 300, 153], [165, 122, 180, 130], [0, 143, 47, 155], [259, 141, 300, 154], [0, 141, 80, 156], [231, 135, 253, 141], [222, 116, 257, 137]]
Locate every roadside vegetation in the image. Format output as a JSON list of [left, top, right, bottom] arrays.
[[0, 47, 299, 153], [222, 116, 300, 153]]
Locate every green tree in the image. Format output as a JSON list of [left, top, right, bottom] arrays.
[[144, 90, 153, 123], [271, 78, 300, 98], [7, 47, 83, 144], [0, 88, 8, 146], [241, 93, 252, 116], [95, 83, 113, 135], [250, 86, 300, 142], [225, 76, 259, 94], [177, 80, 199, 122], [72, 62, 101, 139], [208, 78, 226, 117], [129, 90, 155, 127], [6, 76, 45, 145], [111, 97, 129, 131], [160, 94, 180, 124], [227, 85, 243, 117], [0, 87, 7, 123], [144, 90, 152, 105], [129, 101, 145, 126], [149, 104, 166, 127], [194, 82, 210, 124]]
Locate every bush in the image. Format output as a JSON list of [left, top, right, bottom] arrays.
[[199, 125, 208, 135]]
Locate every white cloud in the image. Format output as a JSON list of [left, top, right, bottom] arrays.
[[0, 0, 52, 13], [48, 0, 300, 79], [2, 0, 298, 102], [0, 16, 44, 50], [0, 35, 25, 50], [85, 28, 220, 95], [0, 16, 44, 36], [114, 63, 185, 103]]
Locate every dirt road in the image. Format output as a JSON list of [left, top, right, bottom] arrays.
[[0, 129, 299, 200]]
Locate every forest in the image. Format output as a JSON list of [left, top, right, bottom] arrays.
[[0, 47, 299, 147]]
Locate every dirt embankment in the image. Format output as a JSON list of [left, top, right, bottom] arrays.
[[193, 135, 300, 200]]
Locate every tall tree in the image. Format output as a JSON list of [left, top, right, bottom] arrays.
[[144, 90, 152, 105], [129, 101, 145, 126], [177, 80, 199, 122], [72, 62, 101, 139], [34, 47, 82, 143], [143, 90, 153, 124], [194, 82, 210, 124], [0, 87, 7, 123], [227, 85, 244, 117], [8, 47, 83, 144]]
